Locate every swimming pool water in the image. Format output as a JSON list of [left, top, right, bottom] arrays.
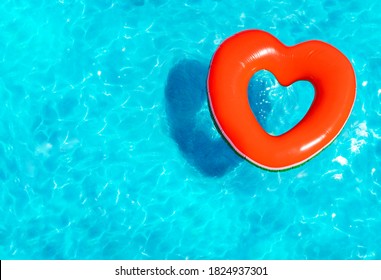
[[1, 0, 381, 259]]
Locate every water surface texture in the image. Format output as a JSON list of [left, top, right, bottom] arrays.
[[1, 0, 381, 259]]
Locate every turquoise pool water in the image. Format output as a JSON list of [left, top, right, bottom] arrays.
[[1, 0, 380, 259]]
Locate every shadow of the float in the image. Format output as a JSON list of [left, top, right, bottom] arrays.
[[165, 59, 272, 177]]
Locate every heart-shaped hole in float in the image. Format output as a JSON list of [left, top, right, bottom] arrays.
[[248, 70, 314, 136]]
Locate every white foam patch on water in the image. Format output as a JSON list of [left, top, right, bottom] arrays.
[[333, 174, 343, 180], [332, 156, 348, 166], [350, 121, 369, 154], [355, 121, 368, 137], [350, 138, 366, 154]]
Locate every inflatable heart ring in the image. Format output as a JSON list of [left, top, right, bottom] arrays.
[[208, 30, 356, 170]]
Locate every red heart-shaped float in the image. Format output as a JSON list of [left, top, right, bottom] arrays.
[[208, 30, 356, 170]]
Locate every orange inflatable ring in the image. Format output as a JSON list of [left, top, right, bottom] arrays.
[[208, 30, 356, 170]]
